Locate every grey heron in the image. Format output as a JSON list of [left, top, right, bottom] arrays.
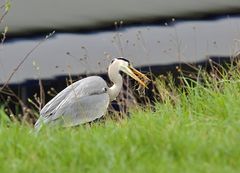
[[34, 58, 149, 130]]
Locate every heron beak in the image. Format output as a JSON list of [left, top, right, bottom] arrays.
[[123, 65, 150, 88]]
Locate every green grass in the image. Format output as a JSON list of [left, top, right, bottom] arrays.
[[0, 68, 240, 173]]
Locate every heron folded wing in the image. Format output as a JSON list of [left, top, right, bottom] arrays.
[[40, 76, 107, 117], [46, 92, 110, 127], [36, 76, 109, 128]]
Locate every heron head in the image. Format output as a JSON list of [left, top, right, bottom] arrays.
[[110, 58, 150, 88]]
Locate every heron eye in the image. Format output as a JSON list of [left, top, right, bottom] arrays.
[[110, 59, 115, 64]]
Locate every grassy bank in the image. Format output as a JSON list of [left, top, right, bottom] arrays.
[[0, 67, 240, 173]]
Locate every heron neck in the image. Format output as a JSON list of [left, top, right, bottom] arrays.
[[108, 68, 123, 101]]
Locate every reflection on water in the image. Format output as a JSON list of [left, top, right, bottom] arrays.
[[0, 16, 240, 84]]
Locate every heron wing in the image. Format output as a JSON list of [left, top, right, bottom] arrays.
[[48, 92, 109, 127], [35, 76, 109, 128]]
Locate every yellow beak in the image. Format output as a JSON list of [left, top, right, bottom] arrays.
[[123, 65, 150, 88]]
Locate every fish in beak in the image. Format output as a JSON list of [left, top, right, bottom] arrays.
[[123, 65, 150, 88]]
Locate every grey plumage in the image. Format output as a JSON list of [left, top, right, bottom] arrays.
[[35, 76, 109, 129], [34, 58, 149, 130]]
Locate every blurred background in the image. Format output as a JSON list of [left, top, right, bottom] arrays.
[[0, 0, 240, 104]]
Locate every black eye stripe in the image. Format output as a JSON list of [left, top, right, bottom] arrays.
[[110, 57, 130, 64], [117, 57, 130, 63]]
